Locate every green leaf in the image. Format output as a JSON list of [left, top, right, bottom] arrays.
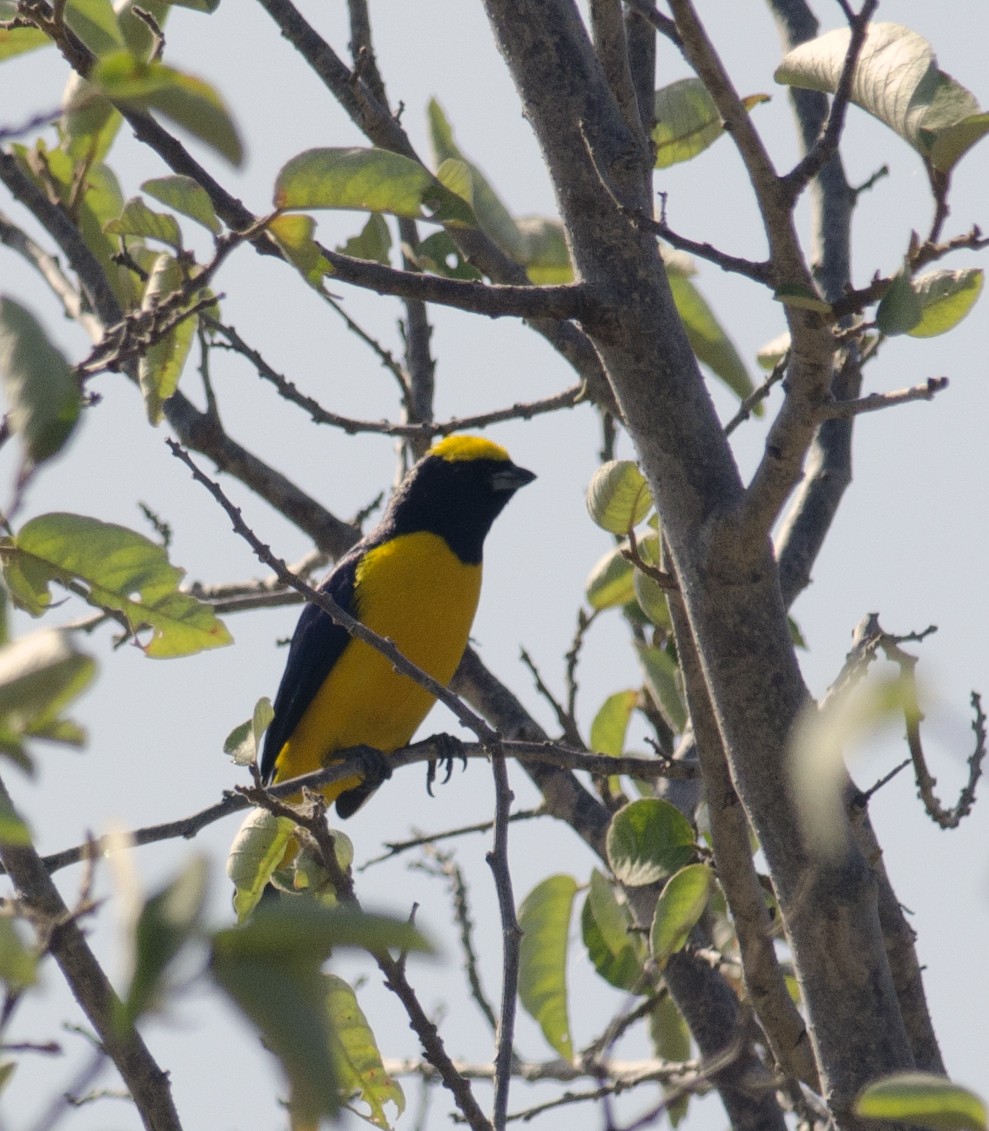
[[636, 642, 686, 732], [650, 863, 715, 963], [0, 297, 81, 465], [211, 910, 341, 1124], [877, 264, 922, 336], [585, 545, 635, 610], [414, 231, 482, 280], [267, 213, 333, 292], [123, 856, 209, 1022], [667, 269, 754, 405], [756, 330, 790, 371], [654, 79, 725, 168], [167, 0, 221, 11], [226, 807, 298, 921], [855, 1073, 987, 1131], [137, 254, 197, 424], [631, 534, 672, 630], [0, 918, 37, 989], [427, 98, 526, 260], [142, 175, 222, 234], [225, 697, 274, 767], [776, 23, 989, 175], [773, 283, 832, 314], [586, 461, 652, 535], [90, 51, 243, 166], [61, 74, 124, 165], [2, 513, 232, 657], [516, 216, 574, 284], [518, 875, 576, 1060], [274, 147, 475, 227], [326, 974, 405, 1128], [214, 898, 432, 965], [649, 995, 692, 1126], [0, 630, 96, 759], [64, 0, 125, 55], [652, 79, 769, 169], [338, 213, 392, 266], [907, 268, 984, 338], [606, 798, 696, 887], [0, 16, 49, 62], [0, 1061, 15, 1094], [580, 869, 644, 992], [590, 690, 638, 757], [0, 790, 31, 845], [435, 157, 473, 206]]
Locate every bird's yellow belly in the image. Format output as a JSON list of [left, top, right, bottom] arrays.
[[273, 532, 481, 793]]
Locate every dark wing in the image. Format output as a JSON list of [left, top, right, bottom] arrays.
[[259, 550, 361, 783]]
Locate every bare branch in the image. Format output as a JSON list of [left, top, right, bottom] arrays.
[[207, 317, 585, 438], [817, 377, 949, 419], [620, 0, 682, 48], [359, 807, 546, 870], [780, 0, 880, 203]]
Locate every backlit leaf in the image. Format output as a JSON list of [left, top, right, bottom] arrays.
[[137, 254, 198, 424], [606, 798, 696, 887], [650, 863, 715, 963], [91, 51, 243, 165], [0, 297, 80, 464], [274, 147, 474, 227], [631, 534, 672, 630], [123, 856, 209, 1022], [637, 642, 686, 732], [586, 461, 652, 535], [668, 269, 755, 404], [877, 263, 922, 336], [585, 545, 635, 610], [0, 630, 95, 759], [518, 875, 576, 1060], [0, 918, 36, 989], [590, 690, 638, 757], [776, 23, 989, 174], [3, 513, 232, 657], [268, 213, 333, 291], [428, 98, 525, 260], [907, 269, 983, 338], [226, 807, 298, 921], [327, 974, 405, 1128], [338, 213, 391, 266], [855, 1073, 987, 1130], [653, 78, 770, 168], [142, 175, 221, 234], [580, 869, 644, 992], [225, 697, 275, 767]]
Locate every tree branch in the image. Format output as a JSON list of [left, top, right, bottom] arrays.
[[0, 777, 182, 1131]]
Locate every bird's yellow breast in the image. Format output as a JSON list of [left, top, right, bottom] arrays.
[[273, 532, 481, 789]]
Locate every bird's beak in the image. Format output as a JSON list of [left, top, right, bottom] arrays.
[[491, 463, 536, 492]]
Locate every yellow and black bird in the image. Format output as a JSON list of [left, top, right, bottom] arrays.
[[260, 435, 535, 816]]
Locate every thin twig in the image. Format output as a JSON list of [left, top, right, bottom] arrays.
[[817, 377, 949, 419], [23, 743, 692, 878], [780, 0, 880, 202], [206, 317, 585, 438], [487, 736, 522, 1131], [359, 807, 546, 870]]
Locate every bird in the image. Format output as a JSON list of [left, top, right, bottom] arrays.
[[259, 434, 535, 817]]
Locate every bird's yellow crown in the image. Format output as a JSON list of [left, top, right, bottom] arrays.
[[428, 435, 511, 464]]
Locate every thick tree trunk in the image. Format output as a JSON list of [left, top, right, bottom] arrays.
[[483, 2, 922, 1124]]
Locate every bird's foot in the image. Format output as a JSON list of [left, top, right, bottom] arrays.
[[424, 733, 468, 796], [335, 745, 393, 818]]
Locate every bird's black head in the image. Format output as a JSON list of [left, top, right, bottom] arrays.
[[383, 435, 535, 564]]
